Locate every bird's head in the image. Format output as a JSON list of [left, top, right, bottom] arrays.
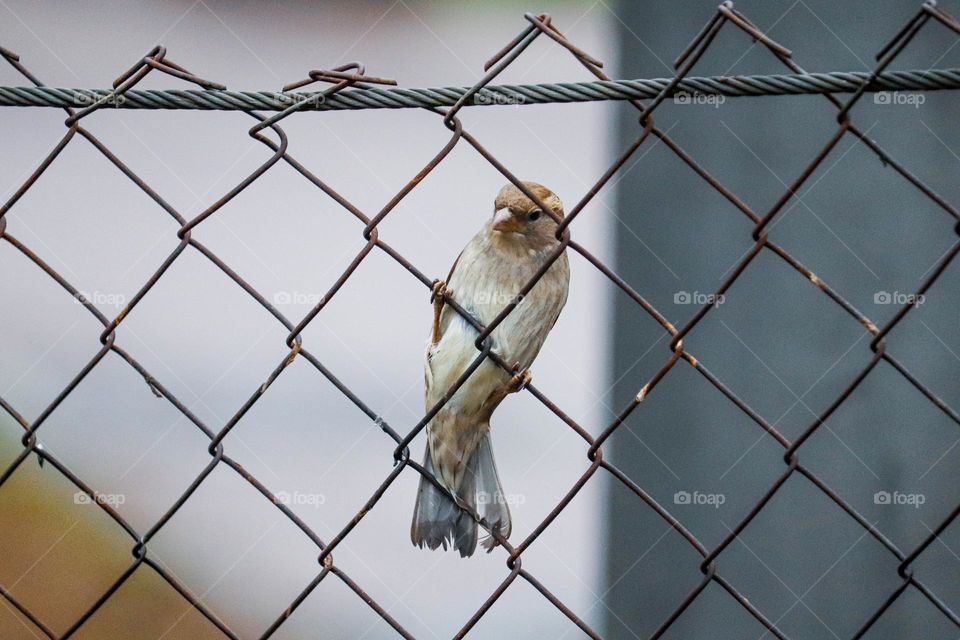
[[490, 181, 563, 244]]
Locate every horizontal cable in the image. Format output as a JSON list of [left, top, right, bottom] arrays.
[[1, 67, 959, 112]]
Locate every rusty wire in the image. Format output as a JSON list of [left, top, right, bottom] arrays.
[[1, 1, 960, 638]]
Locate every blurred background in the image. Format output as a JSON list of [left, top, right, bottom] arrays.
[[0, 1, 957, 639]]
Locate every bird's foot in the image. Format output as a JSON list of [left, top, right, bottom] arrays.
[[507, 368, 532, 393], [430, 280, 452, 346], [430, 279, 452, 305]]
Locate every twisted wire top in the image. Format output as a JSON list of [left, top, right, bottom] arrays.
[[1, 67, 958, 112]]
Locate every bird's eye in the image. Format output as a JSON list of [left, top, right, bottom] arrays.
[[528, 209, 542, 221]]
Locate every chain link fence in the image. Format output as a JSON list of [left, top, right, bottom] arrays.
[[1, 1, 959, 638]]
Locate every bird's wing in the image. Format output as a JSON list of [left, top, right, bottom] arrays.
[[436, 249, 463, 340], [444, 250, 462, 286], [425, 233, 507, 411], [424, 246, 463, 403]]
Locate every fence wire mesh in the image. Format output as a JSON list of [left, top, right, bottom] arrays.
[[1, 1, 960, 638]]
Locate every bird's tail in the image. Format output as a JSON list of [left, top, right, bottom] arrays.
[[410, 430, 512, 557]]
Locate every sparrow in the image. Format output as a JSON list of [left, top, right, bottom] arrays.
[[411, 181, 570, 557]]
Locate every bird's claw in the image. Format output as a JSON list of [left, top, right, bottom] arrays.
[[430, 280, 452, 347], [508, 369, 532, 393], [430, 280, 452, 305]]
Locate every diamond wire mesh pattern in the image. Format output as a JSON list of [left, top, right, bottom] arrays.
[[1, 2, 960, 638]]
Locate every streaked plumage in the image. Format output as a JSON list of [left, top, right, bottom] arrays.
[[411, 181, 570, 557]]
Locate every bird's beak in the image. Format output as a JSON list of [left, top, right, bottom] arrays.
[[492, 207, 521, 233]]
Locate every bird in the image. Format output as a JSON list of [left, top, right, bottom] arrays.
[[411, 181, 570, 557]]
